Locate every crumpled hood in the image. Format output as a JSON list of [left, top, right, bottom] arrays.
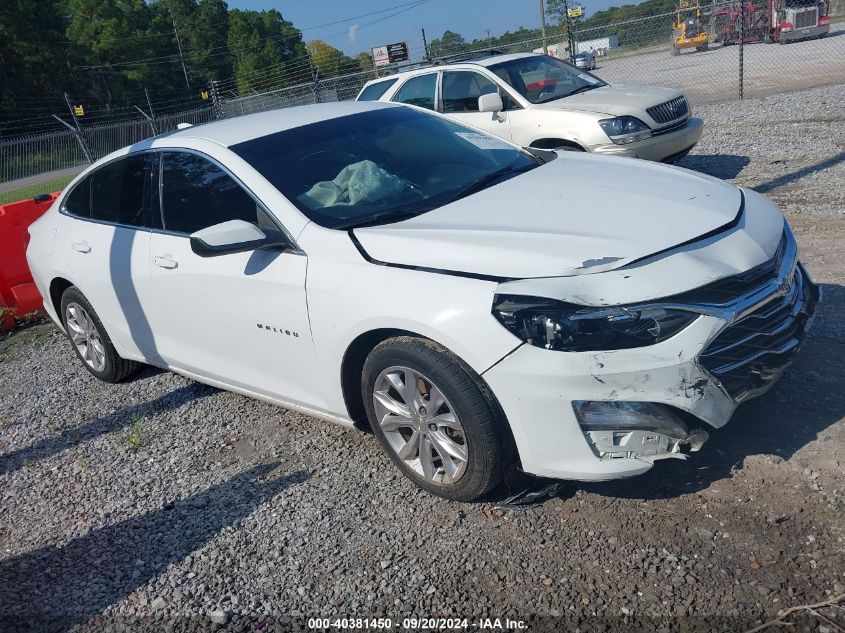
[[536, 83, 683, 117], [352, 154, 742, 280]]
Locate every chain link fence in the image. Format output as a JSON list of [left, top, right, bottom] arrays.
[[2, 1, 843, 203], [214, 70, 376, 118], [0, 107, 214, 203]]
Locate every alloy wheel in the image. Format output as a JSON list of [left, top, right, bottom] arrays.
[[65, 302, 106, 372], [372, 365, 468, 485]]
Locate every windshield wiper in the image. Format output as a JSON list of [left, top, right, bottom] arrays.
[[443, 163, 534, 205], [334, 208, 428, 230], [567, 84, 602, 97]]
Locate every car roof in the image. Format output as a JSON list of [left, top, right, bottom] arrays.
[[473, 52, 540, 67], [165, 100, 399, 147], [367, 51, 541, 84]]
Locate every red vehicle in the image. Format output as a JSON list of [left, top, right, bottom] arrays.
[[712, 0, 830, 44]]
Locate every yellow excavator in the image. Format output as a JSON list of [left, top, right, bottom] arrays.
[[672, 0, 709, 55]]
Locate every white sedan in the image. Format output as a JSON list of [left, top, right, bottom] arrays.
[[27, 102, 817, 501]]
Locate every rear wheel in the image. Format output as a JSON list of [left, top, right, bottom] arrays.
[[61, 287, 140, 383], [362, 337, 513, 501]]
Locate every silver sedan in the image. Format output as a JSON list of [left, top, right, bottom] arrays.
[[574, 52, 596, 70]]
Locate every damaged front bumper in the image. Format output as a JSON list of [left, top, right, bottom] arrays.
[[589, 117, 703, 162], [482, 230, 819, 482], [574, 400, 709, 462]]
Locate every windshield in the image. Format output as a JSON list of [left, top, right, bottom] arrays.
[[488, 55, 607, 104], [231, 107, 539, 229]]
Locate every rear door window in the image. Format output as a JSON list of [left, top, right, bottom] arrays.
[[63, 177, 91, 218], [357, 78, 398, 101], [391, 73, 437, 110], [89, 154, 150, 227]]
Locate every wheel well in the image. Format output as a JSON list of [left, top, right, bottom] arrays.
[[340, 330, 519, 465], [530, 138, 585, 151], [49, 277, 74, 322], [341, 328, 412, 429]]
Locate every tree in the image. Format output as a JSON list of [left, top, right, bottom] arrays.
[[65, 0, 152, 111], [0, 0, 67, 129], [227, 9, 308, 94], [355, 51, 373, 72], [428, 30, 466, 58], [187, 0, 232, 82]]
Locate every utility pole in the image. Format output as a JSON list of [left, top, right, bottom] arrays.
[[562, 0, 577, 62], [738, 0, 746, 99], [539, 0, 548, 54], [168, 3, 191, 92], [209, 80, 223, 119], [485, 29, 492, 48], [421, 27, 430, 61]]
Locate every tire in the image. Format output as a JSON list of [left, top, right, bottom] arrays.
[[60, 286, 140, 383], [362, 336, 514, 502]]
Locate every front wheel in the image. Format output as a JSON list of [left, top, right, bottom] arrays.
[[362, 337, 513, 501]]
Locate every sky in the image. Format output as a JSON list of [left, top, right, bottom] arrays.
[[225, 0, 618, 59]]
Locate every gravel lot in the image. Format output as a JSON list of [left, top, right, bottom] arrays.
[[2, 84, 844, 633], [593, 24, 845, 103]]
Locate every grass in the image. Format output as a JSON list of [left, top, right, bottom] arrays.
[[124, 416, 146, 452], [0, 175, 73, 205], [0, 320, 53, 359]]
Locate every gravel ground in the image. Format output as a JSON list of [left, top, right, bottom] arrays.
[[2, 84, 845, 633], [593, 24, 845, 104]]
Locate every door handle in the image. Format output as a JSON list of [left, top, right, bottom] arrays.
[[71, 241, 91, 253], [153, 254, 178, 269]]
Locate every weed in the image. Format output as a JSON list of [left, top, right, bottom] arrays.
[[125, 415, 146, 452]]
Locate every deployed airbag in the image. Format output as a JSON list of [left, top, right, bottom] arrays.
[[299, 160, 405, 209]]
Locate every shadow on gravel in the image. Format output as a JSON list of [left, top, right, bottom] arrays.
[[0, 463, 308, 630], [576, 282, 845, 502], [676, 154, 750, 180], [0, 383, 214, 476], [755, 149, 845, 194]]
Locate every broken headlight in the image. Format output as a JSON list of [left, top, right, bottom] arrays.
[[492, 295, 698, 352]]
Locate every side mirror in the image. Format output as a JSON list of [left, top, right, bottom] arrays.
[[190, 219, 287, 257], [478, 92, 504, 113]]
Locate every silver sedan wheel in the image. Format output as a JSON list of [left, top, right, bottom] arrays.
[[65, 302, 106, 372], [372, 366, 468, 485]]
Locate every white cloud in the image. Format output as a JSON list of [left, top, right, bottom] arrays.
[[348, 23, 359, 43]]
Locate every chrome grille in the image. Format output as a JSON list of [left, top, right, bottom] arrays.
[[699, 265, 818, 402], [646, 96, 689, 125], [793, 8, 817, 28], [675, 233, 787, 305]]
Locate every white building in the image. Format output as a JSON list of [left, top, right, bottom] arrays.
[[532, 42, 569, 59], [576, 35, 619, 55]]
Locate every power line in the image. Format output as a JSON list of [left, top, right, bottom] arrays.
[[75, 1, 431, 71]]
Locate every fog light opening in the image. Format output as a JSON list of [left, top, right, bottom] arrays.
[[573, 401, 709, 462]]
